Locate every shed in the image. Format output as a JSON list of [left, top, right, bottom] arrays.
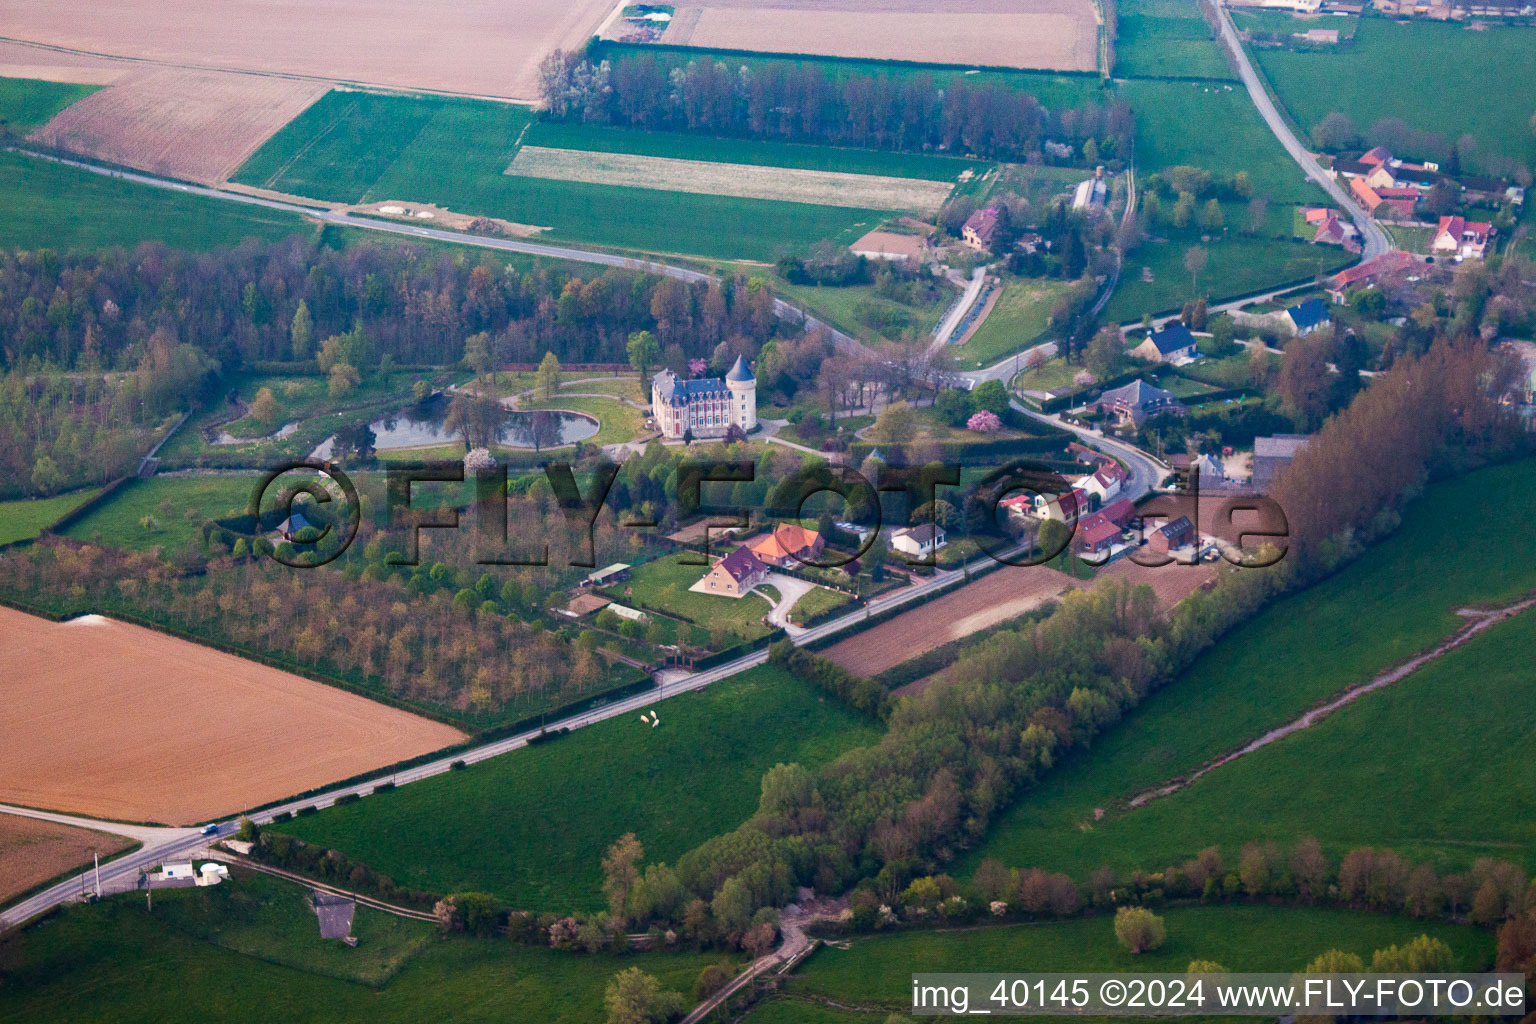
[[584, 563, 631, 588]]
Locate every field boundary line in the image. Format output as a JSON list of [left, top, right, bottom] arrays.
[[259, 96, 358, 190], [1120, 591, 1536, 811], [212, 853, 438, 921]]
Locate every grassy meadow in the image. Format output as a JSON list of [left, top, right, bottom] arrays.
[[953, 278, 1068, 369], [0, 488, 103, 546], [1114, 0, 1234, 80], [281, 665, 881, 912], [0, 884, 728, 1024], [747, 905, 1493, 1021], [233, 89, 911, 262], [1256, 20, 1536, 175], [63, 476, 259, 553], [0, 77, 99, 134], [961, 458, 1536, 879]]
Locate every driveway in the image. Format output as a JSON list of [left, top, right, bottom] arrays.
[[760, 572, 819, 635]]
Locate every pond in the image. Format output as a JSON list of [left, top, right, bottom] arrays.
[[322, 395, 600, 455]]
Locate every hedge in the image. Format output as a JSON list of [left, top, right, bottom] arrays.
[[768, 640, 889, 721]]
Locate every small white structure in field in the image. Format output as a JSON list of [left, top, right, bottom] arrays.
[[196, 863, 230, 887]]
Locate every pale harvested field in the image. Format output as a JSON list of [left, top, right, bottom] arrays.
[[0, 816, 134, 907], [0, 40, 130, 85], [507, 146, 957, 213], [823, 564, 1082, 677], [662, 0, 1098, 72], [0, 0, 614, 101], [0, 608, 465, 825], [28, 67, 327, 184]]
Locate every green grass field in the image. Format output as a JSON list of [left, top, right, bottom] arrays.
[[1114, 0, 1234, 80], [748, 905, 1493, 1021], [604, 556, 774, 639], [1255, 20, 1536, 175], [954, 278, 1067, 369], [0, 889, 727, 1024], [0, 151, 304, 254], [1053, 605, 1536, 878], [0, 488, 103, 546], [521, 394, 644, 447], [775, 279, 954, 345], [0, 78, 98, 134], [1107, 228, 1347, 322], [281, 665, 881, 912], [233, 89, 904, 261], [961, 458, 1536, 879], [63, 476, 259, 553], [1119, 79, 1320, 204]]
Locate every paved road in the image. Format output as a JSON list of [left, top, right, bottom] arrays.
[[930, 266, 989, 354], [9, 148, 876, 361], [1212, 3, 1389, 261]]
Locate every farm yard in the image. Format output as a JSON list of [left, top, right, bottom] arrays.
[[28, 68, 327, 185], [505, 146, 959, 213], [0, 606, 465, 824], [281, 666, 881, 912], [0, 816, 135, 907], [0, 0, 615, 102], [654, 0, 1100, 72], [821, 563, 1082, 677], [962, 459, 1536, 880]]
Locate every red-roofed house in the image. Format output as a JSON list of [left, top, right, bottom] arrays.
[[1100, 498, 1137, 528], [1432, 216, 1494, 260], [1080, 462, 1127, 504], [962, 206, 1002, 251], [1325, 250, 1418, 301], [1349, 177, 1384, 215], [1359, 146, 1392, 166], [1312, 212, 1360, 252], [1075, 512, 1123, 555]]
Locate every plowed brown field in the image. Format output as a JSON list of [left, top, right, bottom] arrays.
[[0, 816, 134, 906], [0, 608, 465, 825], [0, 0, 614, 101], [27, 67, 327, 184], [823, 564, 1082, 677]]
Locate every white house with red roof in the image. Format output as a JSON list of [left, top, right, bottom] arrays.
[[1432, 216, 1493, 260], [1078, 461, 1126, 505]]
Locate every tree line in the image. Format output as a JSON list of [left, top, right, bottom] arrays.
[[539, 49, 1133, 163]]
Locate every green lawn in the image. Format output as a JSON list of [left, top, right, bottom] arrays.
[[522, 394, 645, 448], [749, 905, 1492, 1020], [233, 88, 895, 262], [1114, 0, 1234, 80], [0, 78, 98, 134], [1120, 79, 1320, 204], [0, 150, 304, 255], [1011, 356, 1083, 394], [281, 665, 881, 912], [954, 278, 1067, 369], [151, 869, 432, 986], [0, 893, 727, 1024], [604, 556, 774, 639], [1255, 20, 1536, 176], [960, 458, 1536, 879], [63, 476, 260, 553], [776, 279, 954, 346], [1107, 229, 1347, 322], [787, 584, 854, 625], [0, 488, 103, 546]]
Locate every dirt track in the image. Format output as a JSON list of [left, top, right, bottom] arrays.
[[823, 563, 1081, 677], [0, 607, 465, 825], [0, 816, 134, 906]]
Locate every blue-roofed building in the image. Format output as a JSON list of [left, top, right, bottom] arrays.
[[1130, 322, 1199, 363], [652, 356, 756, 439], [1285, 297, 1332, 337]]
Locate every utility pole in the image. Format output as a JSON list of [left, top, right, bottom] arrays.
[[94, 849, 102, 899]]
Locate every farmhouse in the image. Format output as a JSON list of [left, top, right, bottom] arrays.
[[1311, 211, 1360, 251], [1432, 216, 1493, 260], [962, 206, 1002, 251], [1325, 250, 1417, 302], [1130, 323, 1198, 363], [1253, 433, 1311, 491], [891, 522, 947, 558], [1092, 379, 1186, 426], [651, 356, 756, 439], [697, 545, 769, 598], [1075, 512, 1123, 555], [1285, 297, 1332, 336], [749, 523, 825, 567]]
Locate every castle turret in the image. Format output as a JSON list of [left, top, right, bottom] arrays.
[[725, 355, 756, 431]]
